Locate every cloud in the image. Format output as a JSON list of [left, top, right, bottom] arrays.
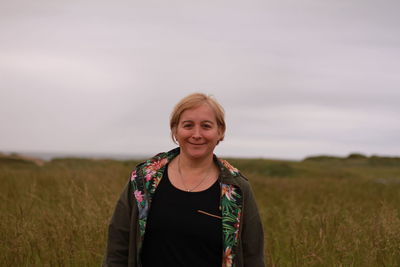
[[1, 0, 399, 158]]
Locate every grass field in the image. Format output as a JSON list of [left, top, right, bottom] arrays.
[[1, 153, 400, 266]]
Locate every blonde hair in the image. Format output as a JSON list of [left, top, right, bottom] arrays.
[[170, 93, 226, 144]]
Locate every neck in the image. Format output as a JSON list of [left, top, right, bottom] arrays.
[[178, 153, 214, 172]]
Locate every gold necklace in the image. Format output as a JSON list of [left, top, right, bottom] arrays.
[[177, 156, 212, 192]]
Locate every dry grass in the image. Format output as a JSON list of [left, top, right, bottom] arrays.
[[1, 155, 400, 266], [0, 158, 133, 266]]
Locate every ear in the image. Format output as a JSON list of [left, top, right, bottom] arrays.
[[171, 127, 178, 144], [217, 127, 224, 143]]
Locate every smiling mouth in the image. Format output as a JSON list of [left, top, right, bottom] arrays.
[[188, 142, 206, 145]]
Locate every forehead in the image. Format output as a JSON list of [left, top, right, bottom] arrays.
[[179, 104, 217, 122]]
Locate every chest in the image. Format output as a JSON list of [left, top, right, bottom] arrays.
[[146, 173, 222, 243]]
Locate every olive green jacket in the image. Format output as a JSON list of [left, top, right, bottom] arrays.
[[103, 147, 265, 267]]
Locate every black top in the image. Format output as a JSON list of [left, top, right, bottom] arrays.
[[141, 164, 222, 267]]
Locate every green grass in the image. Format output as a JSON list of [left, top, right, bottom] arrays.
[[1, 155, 399, 266]]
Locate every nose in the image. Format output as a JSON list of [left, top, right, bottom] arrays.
[[191, 126, 202, 140]]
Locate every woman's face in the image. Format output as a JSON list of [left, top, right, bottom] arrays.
[[174, 104, 223, 160]]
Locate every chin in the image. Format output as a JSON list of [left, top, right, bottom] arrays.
[[183, 146, 213, 159]]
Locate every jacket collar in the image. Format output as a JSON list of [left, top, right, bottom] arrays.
[[156, 146, 242, 186]]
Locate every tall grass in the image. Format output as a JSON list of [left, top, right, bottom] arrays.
[[0, 158, 136, 266], [1, 155, 399, 266]]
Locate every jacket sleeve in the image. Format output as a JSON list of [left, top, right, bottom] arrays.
[[103, 180, 135, 267], [241, 183, 265, 267]]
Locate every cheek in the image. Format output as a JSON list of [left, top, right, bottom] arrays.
[[175, 129, 189, 139], [206, 131, 221, 141]]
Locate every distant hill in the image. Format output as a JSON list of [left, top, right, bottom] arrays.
[[0, 152, 45, 166], [304, 153, 400, 166]]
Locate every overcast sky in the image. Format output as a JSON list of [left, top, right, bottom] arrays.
[[1, 0, 399, 160]]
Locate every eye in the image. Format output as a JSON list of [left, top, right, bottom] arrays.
[[182, 123, 193, 128], [202, 123, 212, 129]]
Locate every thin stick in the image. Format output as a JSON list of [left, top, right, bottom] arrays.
[[197, 210, 222, 219]]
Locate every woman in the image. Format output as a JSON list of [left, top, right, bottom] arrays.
[[103, 93, 265, 267]]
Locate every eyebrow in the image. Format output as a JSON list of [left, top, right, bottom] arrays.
[[181, 120, 215, 124]]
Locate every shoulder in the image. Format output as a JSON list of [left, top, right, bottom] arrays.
[[217, 158, 252, 191], [130, 148, 179, 182]]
